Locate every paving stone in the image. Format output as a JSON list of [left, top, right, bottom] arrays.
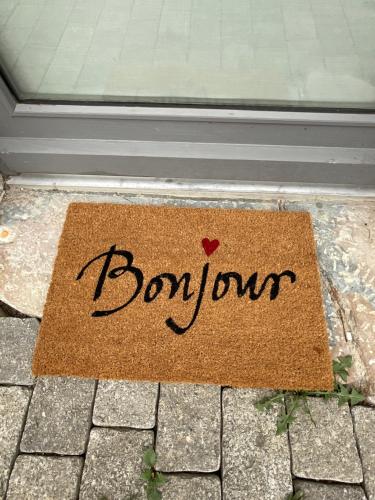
[[289, 397, 363, 483], [294, 480, 366, 499], [21, 376, 96, 455], [160, 473, 221, 500], [222, 388, 292, 500], [155, 384, 221, 472], [93, 380, 158, 429], [0, 386, 31, 497], [7, 455, 83, 500], [352, 406, 375, 499], [0, 318, 38, 385], [80, 427, 153, 500]]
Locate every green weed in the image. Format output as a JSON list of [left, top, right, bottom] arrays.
[[286, 491, 304, 500], [255, 355, 365, 435], [141, 448, 167, 500]]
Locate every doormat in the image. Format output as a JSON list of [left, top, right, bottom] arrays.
[[32, 203, 333, 391]]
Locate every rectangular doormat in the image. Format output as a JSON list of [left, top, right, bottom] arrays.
[[33, 203, 333, 391]]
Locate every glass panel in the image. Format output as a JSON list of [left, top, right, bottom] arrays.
[[0, 0, 374, 108]]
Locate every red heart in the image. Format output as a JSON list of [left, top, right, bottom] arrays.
[[202, 238, 220, 257]]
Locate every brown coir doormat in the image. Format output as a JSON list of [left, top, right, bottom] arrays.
[[32, 203, 333, 391]]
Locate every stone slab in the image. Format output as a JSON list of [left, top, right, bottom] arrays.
[[284, 199, 375, 403], [21, 376, 96, 455], [160, 474, 221, 500], [79, 427, 153, 500], [93, 380, 158, 429], [7, 455, 83, 500], [0, 386, 31, 497], [352, 406, 375, 499], [222, 388, 292, 500], [0, 318, 38, 385], [294, 480, 366, 499], [289, 397, 363, 483], [155, 384, 221, 472]]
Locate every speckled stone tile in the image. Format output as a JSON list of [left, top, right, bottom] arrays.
[[0, 386, 31, 497], [93, 380, 158, 429], [294, 480, 366, 499], [222, 388, 292, 500], [155, 383, 221, 472], [352, 406, 375, 499], [21, 376, 96, 455], [289, 397, 363, 483], [7, 455, 83, 500], [79, 427, 153, 500], [0, 318, 38, 385], [160, 474, 221, 500]]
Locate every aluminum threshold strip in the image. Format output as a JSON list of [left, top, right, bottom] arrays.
[[13, 103, 375, 126], [7, 174, 375, 198], [1, 137, 375, 165]]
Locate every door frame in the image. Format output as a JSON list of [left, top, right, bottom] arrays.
[[1, 74, 375, 192]]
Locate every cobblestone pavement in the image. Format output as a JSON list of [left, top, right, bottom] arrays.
[[1, 317, 374, 499]]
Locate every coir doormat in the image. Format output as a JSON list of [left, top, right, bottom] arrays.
[[32, 203, 333, 391]]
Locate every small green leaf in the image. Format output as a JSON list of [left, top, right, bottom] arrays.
[[276, 409, 296, 435], [153, 472, 167, 486], [286, 490, 304, 500], [148, 489, 162, 500], [349, 388, 365, 406], [141, 470, 152, 482], [333, 355, 353, 382], [335, 383, 365, 406], [338, 355, 353, 369], [143, 448, 157, 467]]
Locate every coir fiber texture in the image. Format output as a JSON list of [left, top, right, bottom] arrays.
[[32, 203, 333, 391]]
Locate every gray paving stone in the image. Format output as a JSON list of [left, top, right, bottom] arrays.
[[0, 386, 31, 498], [222, 388, 292, 500], [294, 480, 366, 499], [0, 318, 38, 385], [289, 397, 363, 483], [79, 427, 153, 500], [7, 455, 83, 500], [93, 380, 158, 429], [21, 376, 96, 455], [352, 406, 375, 499], [160, 474, 221, 500], [155, 384, 221, 472]]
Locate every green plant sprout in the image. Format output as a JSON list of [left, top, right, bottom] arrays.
[[255, 355, 365, 435], [141, 448, 167, 500], [286, 491, 304, 500]]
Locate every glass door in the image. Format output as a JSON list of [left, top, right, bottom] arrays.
[[1, 0, 374, 109]]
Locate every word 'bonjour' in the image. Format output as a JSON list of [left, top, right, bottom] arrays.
[[76, 244, 297, 334]]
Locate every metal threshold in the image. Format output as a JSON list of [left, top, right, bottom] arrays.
[[6, 174, 375, 199]]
